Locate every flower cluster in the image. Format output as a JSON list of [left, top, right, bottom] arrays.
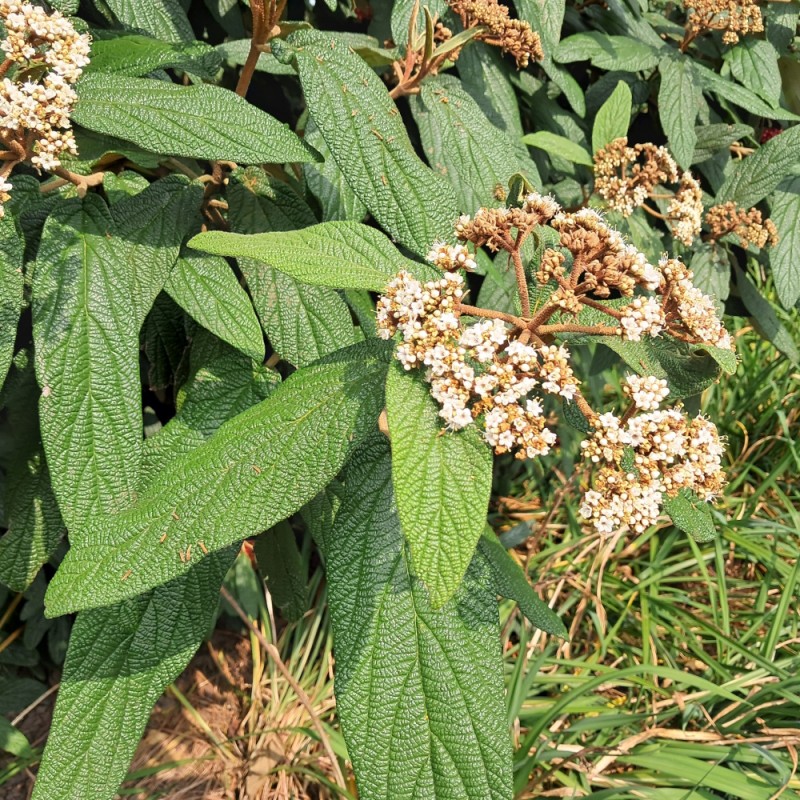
[[593, 138, 703, 246], [580, 379, 726, 534], [448, 0, 543, 67], [683, 0, 763, 45], [705, 202, 779, 250], [0, 0, 90, 214]]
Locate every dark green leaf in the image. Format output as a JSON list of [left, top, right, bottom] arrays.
[[101, 0, 193, 43], [725, 39, 782, 107], [253, 522, 307, 622], [769, 177, 800, 309], [555, 33, 661, 72], [591, 79, 631, 153], [385, 364, 494, 608], [0, 215, 24, 388], [658, 56, 699, 170], [692, 123, 754, 164]]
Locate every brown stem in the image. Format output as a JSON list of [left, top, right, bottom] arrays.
[[619, 401, 638, 425], [526, 301, 560, 331], [573, 390, 598, 424], [641, 202, 668, 221], [0, 58, 13, 79], [510, 248, 531, 317], [579, 296, 624, 319], [537, 323, 619, 336], [458, 303, 525, 327], [219, 585, 347, 790], [51, 166, 105, 196]]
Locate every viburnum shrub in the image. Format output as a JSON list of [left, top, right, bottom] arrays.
[[0, 0, 797, 797]]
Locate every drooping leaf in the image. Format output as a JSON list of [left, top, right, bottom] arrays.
[[522, 130, 594, 166], [189, 221, 412, 292], [0, 214, 24, 389], [227, 170, 358, 367], [253, 521, 307, 622], [663, 490, 717, 543], [99, 0, 194, 43], [769, 176, 800, 309], [322, 436, 513, 800], [165, 252, 265, 362], [45, 340, 391, 615], [717, 124, 800, 208], [658, 56, 699, 170], [385, 363, 494, 608], [411, 75, 541, 213], [72, 74, 316, 164], [32, 195, 141, 531], [591, 79, 632, 153], [275, 30, 458, 256]]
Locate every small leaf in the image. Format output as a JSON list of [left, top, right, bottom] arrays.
[[522, 130, 594, 166], [322, 436, 514, 800], [690, 242, 730, 303], [165, 251, 265, 362], [277, 30, 458, 257], [390, 0, 447, 44], [769, 176, 800, 309], [101, 0, 193, 43], [253, 522, 307, 622], [592, 80, 632, 153], [189, 221, 411, 292], [0, 716, 33, 758], [44, 340, 391, 615], [663, 489, 717, 543], [556, 33, 661, 72], [658, 56, 699, 170], [692, 123, 754, 164], [72, 74, 316, 164], [514, 0, 565, 55], [385, 363, 493, 608]]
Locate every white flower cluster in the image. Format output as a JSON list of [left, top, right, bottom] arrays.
[[618, 296, 666, 342], [667, 172, 704, 246], [0, 1, 90, 213], [579, 387, 726, 534]]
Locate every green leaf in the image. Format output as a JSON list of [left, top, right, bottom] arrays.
[[322, 436, 513, 800], [541, 58, 586, 117], [103, 170, 150, 202], [591, 80, 632, 153], [189, 221, 410, 292], [725, 39, 782, 107], [690, 242, 730, 303], [101, 0, 193, 43], [658, 56, 699, 170], [769, 177, 800, 309], [385, 363, 493, 608], [72, 74, 315, 164], [663, 490, 717, 543], [0, 215, 24, 389], [555, 33, 660, 72], [142, 292, 187, 390], [390, 0, 447, 43], [32, 195, 141, 531], [735, 266, 799, 363], [0, 715, 33, 758], [227, 170, 358, 367], [111, 176, 204, 326], [717, 125, 800, 208], [44, 340, 391, 615], [476, 531, 567, 637], [165, 252, 265, 362], [71, 126, 164, 170], [276, 30, 458, 256], [514, 0, 565, 54], [303, 117, 368, 222], [253, 521, 307, 623], [217, 38, 296, 75], [522, 130, 594, 166], [86, 34, 221, 78], [692, 123, 754, 164]]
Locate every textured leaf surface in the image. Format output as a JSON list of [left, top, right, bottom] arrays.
[[279, 30, 458, 256], [769, 177, 800, 309], [692, 123, 753, 163], [102, 0, 193, 42], [385, 364, 493, 608], [725, 39, 782, 107], [0, 215, 24, 388], [591, 80, 631, 152], [658, 56, 698, 170], [73, 74, 315, 164], [253, 522, 307, 622], [45, 340, 391, 614], [165, 252, 265, 362], [522, 130, 593, 166], [323, 437, 513, 800], [32, 196, 141, 531], [556, 33, 661, 72], [190, 221, 410, 292], [717, 124, 800, 208], [86, 34, 221, 77], [663, 490, 716, 543], [412, 75, 539, 213], [227, 170, 357, 367]]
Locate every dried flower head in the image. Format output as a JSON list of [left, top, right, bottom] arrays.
[[705, 202, 779, 249], [668, 172, 703, 246], [683, 0, 764, 46], [448, 0, 543, 67]]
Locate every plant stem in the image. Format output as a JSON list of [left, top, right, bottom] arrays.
[[510, 248, 531, 317], [458, 303, 524, 326], [537, 323, 619, 336]]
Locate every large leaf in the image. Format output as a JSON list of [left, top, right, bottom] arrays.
[[555, 33, 661, 72], [385, 364, 494, 608], [227, 170, 358, 367], [101, 0, 193, 42], [322, 436, 513, 800], [658, 56, 699, 170], [725, 39, 782, 107], [72, 74, 315, 164], [692, 123, 754, 164], [45, 340, 391, 615], [591, 80, 632, 153], [717, 124, 800, 208], [276, 30, 458, 256], [514, 0, 565, 54], [111, 176, 203, 326], [0, 215, 24, 389], [165, 252, 265, 362], [411, 75, 540, 213], [32, 195, 141, 532], [769, 177, 800, 309], [190, 221, 412, 292]]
